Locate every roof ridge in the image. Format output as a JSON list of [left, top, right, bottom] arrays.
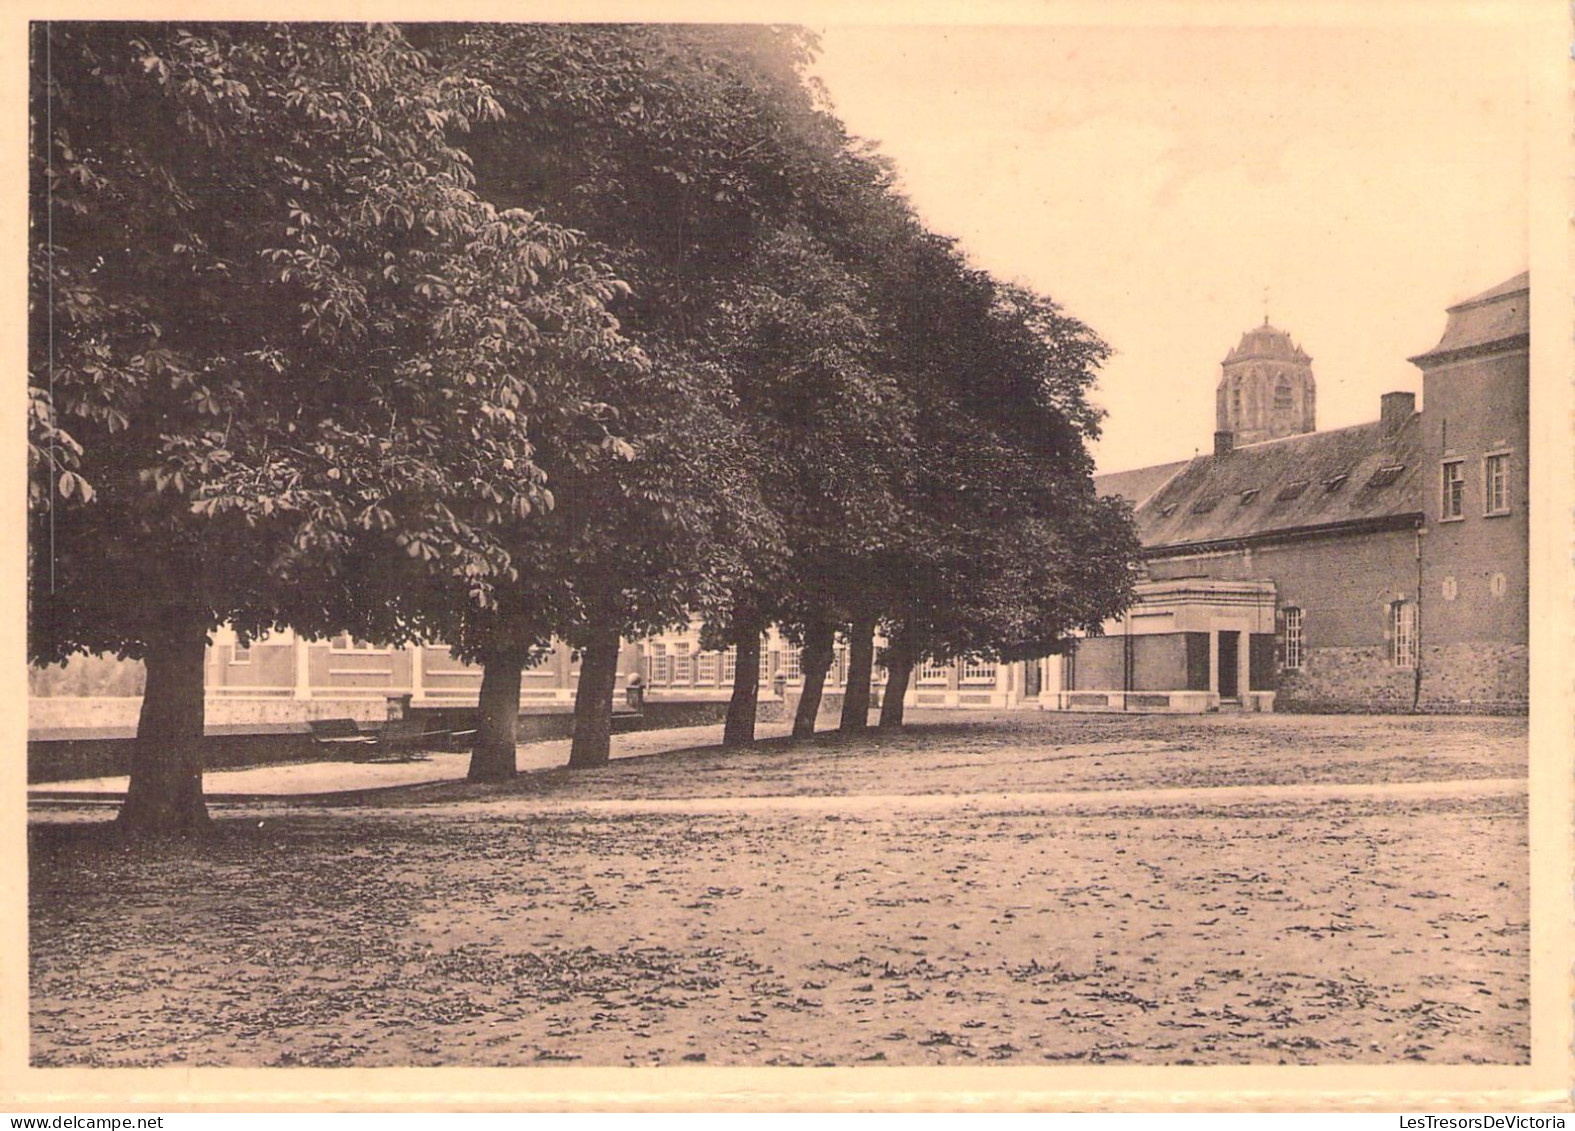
[[1446, 270, 1529, 313], [1228, 416, 1402, 452]]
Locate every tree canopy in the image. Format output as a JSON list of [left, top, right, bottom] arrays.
[[28, 23, 643, 829], [29, 21, 1140, 831]]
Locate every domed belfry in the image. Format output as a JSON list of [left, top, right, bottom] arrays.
[[1215, 319, 1316, 447]]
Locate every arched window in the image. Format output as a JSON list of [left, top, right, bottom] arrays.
[[1273, 380, 1294, 410]]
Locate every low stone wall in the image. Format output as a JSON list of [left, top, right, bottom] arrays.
[[28, 695, 402, 730], [30, 731, 320, 786], [510, 698, 773, 740], [1050, 689, 1218, 714], [780, 690, 846, 721], [1417, 642, 1529, 715], [28, 697, 145, 731], [32, 692, 792, 733], [29, 697, 790, 784], [1274, 646, 1419, 714], [1274, 643, 1527, 714]]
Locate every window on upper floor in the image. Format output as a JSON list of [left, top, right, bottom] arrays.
[[1282, 607, 1304, 670], [1484, 452, 1511, 516], [1441, 460, 1465, 521], [1389, 600, 1418, 669], [231, 643, 251, 664], [1274, 381, 1293, 410]]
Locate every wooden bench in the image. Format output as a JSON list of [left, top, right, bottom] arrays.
[[360, 717, 447, 763], [308, 718, 377, 749]]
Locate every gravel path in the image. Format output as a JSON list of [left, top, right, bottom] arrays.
[[29, 711, 1529, 1068]]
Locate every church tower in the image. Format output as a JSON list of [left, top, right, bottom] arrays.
[[1215, 319, 1316, 447]]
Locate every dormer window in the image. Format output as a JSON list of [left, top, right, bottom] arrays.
[[1190, 494, 1222, 514], [1276, 480, 1309, 502], [1239, 489, 1259, 505], [1159, 503, 1178, 518], [1367, 464, 1406, 489], [1323, 473, 1349, 493]]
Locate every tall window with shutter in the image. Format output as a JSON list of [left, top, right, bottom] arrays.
[[1441, 460, 1465, 521], [1484, 452, 1511, 515]]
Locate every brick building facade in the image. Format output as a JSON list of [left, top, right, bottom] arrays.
[[1050, 273, 1529, 714]]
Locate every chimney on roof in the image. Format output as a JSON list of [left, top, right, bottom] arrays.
[[1381, 391, 1416, 434], [1214, 430, 1234, 459]]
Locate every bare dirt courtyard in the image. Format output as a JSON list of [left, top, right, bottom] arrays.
[[28, 711, 1528, 1068]]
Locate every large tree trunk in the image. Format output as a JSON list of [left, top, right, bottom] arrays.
[[116, 623, 212, 837], [723, 629, 762, 747], [839, 612, 878, 732], [568, 626, 622, 768], [792, 617, 836, 738], [879, 635, 914, 729], [467, 648, 526, 782]]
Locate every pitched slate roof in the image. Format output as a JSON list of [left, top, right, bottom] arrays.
[[1119, 414, 1424, 550], [1093, 458, 1191, 508], [1409, 271, 1529, 366]]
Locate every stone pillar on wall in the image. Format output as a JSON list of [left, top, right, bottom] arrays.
[[407, 643, 424, 702], [293, 635, 312, 701], [1038, 655, 1064, 709]]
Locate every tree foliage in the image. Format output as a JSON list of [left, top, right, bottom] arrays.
[[29, 22, 1142, 820], [28, 23, 642, 829]]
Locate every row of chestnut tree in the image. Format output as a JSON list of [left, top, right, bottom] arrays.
[[27, 23, 1141, 837]]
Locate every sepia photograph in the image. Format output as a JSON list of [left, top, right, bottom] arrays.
[[11, 0, 1570, 1112]]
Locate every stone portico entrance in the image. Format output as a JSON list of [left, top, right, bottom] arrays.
[[1041, 578, 1279, 713]]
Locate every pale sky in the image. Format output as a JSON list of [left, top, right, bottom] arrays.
[[812, 18, 1530, 473]]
